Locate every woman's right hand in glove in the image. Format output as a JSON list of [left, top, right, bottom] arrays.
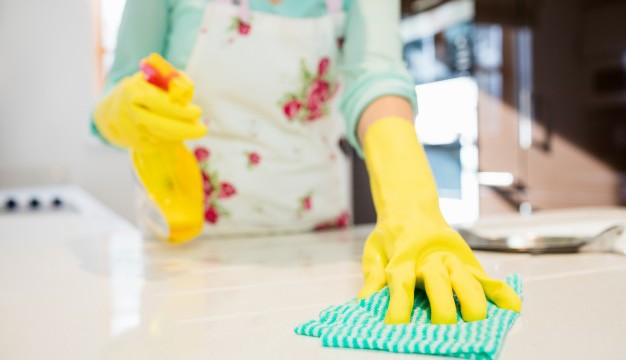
[[94, 71, 206, 151]]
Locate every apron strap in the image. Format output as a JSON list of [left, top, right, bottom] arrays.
[[325, 0, 342, 13], [216, 0, 250, 22], [239, 0, 251, 22]]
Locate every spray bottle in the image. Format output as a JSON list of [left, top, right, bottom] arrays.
[[132, 53, 204, 243]]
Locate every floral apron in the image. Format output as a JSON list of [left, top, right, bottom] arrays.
[[184, 0, 350, 236]]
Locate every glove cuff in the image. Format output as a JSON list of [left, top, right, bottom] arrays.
[[363, 117, 444, 225]]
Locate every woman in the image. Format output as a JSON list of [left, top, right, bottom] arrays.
[[94, 0, 521, 325]]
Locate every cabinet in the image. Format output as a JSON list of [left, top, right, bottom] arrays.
[[477, 0, 625, 214]]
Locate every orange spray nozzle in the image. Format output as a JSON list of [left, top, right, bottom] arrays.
[[140, 53, 194, 104]]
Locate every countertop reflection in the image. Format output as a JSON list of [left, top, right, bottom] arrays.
[[1, 187, 625, 359]]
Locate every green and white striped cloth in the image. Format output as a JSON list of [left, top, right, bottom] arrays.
[[295, 274, 521, 360]]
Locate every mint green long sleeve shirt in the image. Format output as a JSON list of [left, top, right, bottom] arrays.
[[100, 0, 417, 156]]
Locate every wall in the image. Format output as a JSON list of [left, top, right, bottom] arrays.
[[0, 0, 135, 219]]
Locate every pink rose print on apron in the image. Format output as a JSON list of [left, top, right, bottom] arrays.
[[314, 210, 351, 231], [297, 191, 314, 218], [229, 16, 251, 36], [225, 0, 252, 44], [279, 57, 339, 122], [194, 146, 238, 224], [246, 151, 261, 169]]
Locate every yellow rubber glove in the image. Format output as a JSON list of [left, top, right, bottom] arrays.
[[358, 117, 522, 325], [94, 54, 207, 244], [93, 72, 206, 151]]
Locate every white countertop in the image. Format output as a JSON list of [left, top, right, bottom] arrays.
[[1, 187, 626, 360]]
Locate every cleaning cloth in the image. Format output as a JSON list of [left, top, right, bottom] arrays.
[[295, 274, 521, 360]]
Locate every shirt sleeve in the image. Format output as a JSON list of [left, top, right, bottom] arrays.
[[91, 0, 170, 140], [102, 0, 170, 93], [339, 0, 417, 158]]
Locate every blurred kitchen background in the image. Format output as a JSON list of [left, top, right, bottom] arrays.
[[0, 0, 625, 225], [355, 0, 626, 225]]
